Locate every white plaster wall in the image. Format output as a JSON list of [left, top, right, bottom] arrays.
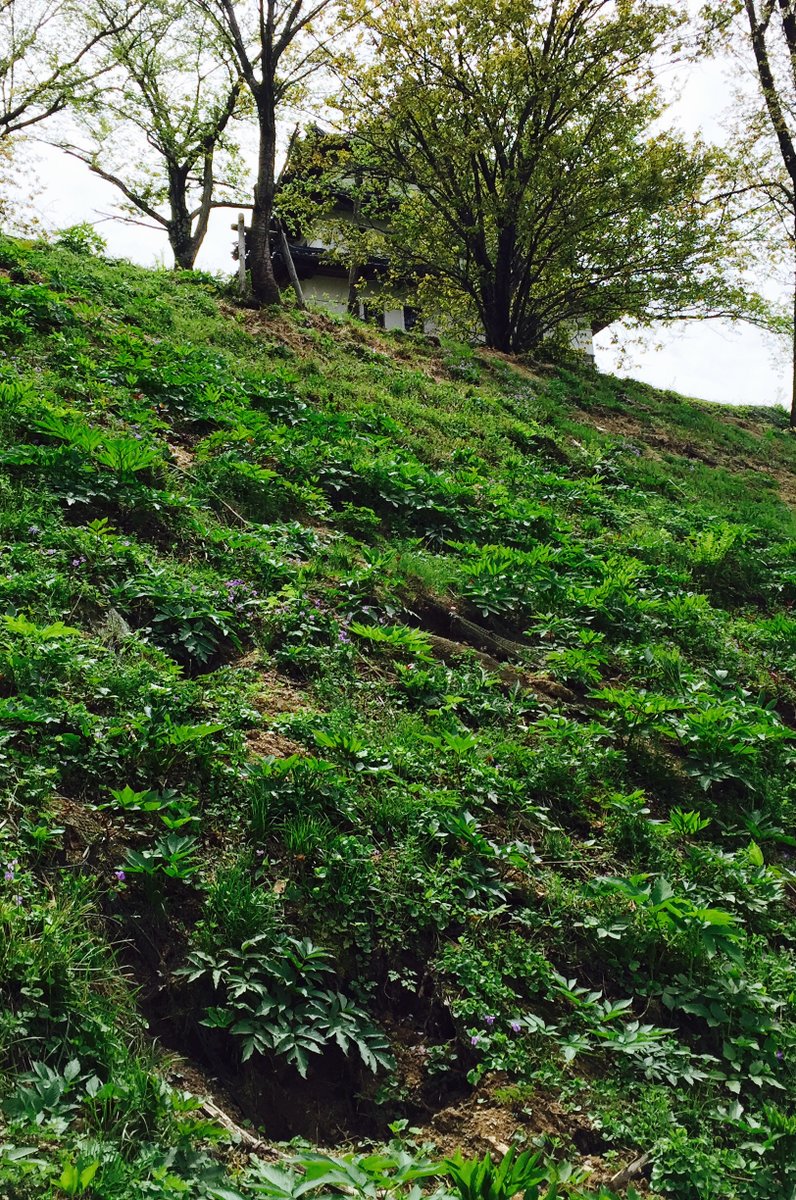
[[298, 276, 408, 332], [301, 276, 350, 316], [384, 308, 405, 331], [297, 272, 596, 359], [567, 322, 596, 359]]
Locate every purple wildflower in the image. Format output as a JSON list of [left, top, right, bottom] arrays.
[[4, 870, 14, 882], [470, 1035, 480, 1046], [114, 869, 126, 883], [776, 1050, 785, 1061], [483, 1014, 495, 1027], [339, 630, 351, 644], [13, 895, 23, 906], [510, 1020, 522, 1034], [28, 525, 40, 536], [71, 557, 86, 567]]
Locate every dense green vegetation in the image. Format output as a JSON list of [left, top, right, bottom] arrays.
[[1, 232, 796, 1199]]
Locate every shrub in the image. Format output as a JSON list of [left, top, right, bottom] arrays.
[[178, 934, 394, 1076]]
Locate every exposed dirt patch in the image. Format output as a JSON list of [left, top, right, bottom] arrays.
[[55, 796, 122, 871], [422, 1075, 603, 1159], [407, 593, 577, 706], [167, 442, 196, 471], [765, 463, 796, 508], [225, 304, 364, 360], [246, 728, 305, 758], [166, 1054, 236, 1110], [222, 300, 459, 387], [252, 668, 309, 717], [588, 411, 654, 445], [218, 303, 310, 356]]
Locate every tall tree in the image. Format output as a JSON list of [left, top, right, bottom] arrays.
[[332, 0, 766, 355], [715, 0, 796, 425], [192, 0, 336, 304], [0, 0, 140, 140], [60, 0, 249, 270]]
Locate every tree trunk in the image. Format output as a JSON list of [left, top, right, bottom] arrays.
[[170, 234, 197, 270], [482, 295, 513, 352], [792, 213, 796, 428], [167, 164, 198, 270], [249, 92, 281, 307], [478, 232, 515, 352], [347, 262, 361, 315], [347, 190, 362, 315], [168, 226, 198, 271], [493, 225, 517, 351]]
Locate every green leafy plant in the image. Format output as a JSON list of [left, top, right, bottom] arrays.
[[124, 833, 200, 893], [178, 934, 394, 1077], [349, 622, 434, 663], [54, 1157, 100, 1196]]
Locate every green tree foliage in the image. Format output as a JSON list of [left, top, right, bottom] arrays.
[[0, 0, 140, 139], [333, 0, 768, 353], [59, 0, 250, 270]]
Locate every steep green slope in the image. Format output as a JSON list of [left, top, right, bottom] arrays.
[[1, 233, 796, 1200]]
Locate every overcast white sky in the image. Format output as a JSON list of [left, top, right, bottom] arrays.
[[16, 36, 793, 413], [595, 49, 792, 411]]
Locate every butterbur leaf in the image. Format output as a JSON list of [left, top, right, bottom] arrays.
[[160, 722, 224, 746], [57, 1163, 79, 1192], [748, 840, 765, 867], [80, 1161, 100, 1189], [63, 1059, 80, 1082]]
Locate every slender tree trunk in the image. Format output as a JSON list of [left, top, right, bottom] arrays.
[[347, 190, 362, 315], [347, 262, 361, 315], [249, 92, 281, 306], [792, 212, 796, 428], [277, 220, 306, 309]]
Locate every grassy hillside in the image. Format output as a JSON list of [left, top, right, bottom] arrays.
[[1, 230, 796, 1200]]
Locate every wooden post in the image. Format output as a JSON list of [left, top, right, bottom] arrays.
[[236, 213, 247, 296], [274, 126, 307, 311], [347, 189, 363, 316], [277, 220, 306, 310]]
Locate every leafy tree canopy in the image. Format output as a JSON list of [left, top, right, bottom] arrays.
[[331, 0, 772, 352], [59, 0, 250, 270], [0, 0, 140, 139]]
